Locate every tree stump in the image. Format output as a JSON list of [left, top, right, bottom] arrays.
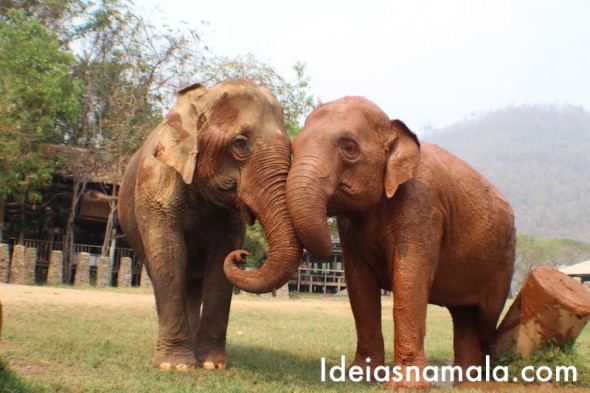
[[97, 256, 112, 287], [490, 266, 590, 358], [47, 250, 63, 285]]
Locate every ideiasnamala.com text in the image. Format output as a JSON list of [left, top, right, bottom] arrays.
[[320, 356, 577, 384]]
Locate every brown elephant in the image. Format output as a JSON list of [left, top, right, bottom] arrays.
[[118, 78, 302, 372], [284, 97, 515, 389]]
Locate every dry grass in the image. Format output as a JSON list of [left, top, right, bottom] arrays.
[[0, 283, 589, 392]]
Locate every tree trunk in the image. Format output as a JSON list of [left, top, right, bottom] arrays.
[[101, 184, 117, 258], [0, 197, 4, 243], [18, 194, 25, 245], [64, 178, 86, 283]]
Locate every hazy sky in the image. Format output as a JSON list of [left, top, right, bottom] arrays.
[[138, 0, 589, 131]]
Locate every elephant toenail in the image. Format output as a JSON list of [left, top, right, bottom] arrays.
[[158, 362, 172, 371], [216, 363, 226, 370], [202, 362, 215, 371], [175, 364, 189, 372]]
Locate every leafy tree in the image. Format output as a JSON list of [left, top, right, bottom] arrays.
[[512, 234, 590, 293], [55, 0, 207, 272], [0, 8, 81, 242]]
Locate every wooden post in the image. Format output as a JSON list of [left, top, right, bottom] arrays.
[[47, 250, 63, 285], [74, 252, 91, 286], [490, 266, 590, 358]]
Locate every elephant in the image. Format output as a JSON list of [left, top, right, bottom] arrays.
[[118, 78, 302, 372], [283, 97, 515, 389]]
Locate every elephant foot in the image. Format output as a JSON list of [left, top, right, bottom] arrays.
[[199, 350, 228, 371], [152, 351, 197, 372]]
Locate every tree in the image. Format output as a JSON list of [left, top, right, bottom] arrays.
[[512, 234, 590, 293], [54, 0, 207, 269], [0, 8, 81, 242]]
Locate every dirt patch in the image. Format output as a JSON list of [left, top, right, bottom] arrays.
[[0, 283, 155, 310], [0, 283, 351, 314]]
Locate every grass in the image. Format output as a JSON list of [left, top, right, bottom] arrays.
[[1, 285, 589, 392]]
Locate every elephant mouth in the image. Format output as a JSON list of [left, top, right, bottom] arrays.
[[239, 203, 256, 226]]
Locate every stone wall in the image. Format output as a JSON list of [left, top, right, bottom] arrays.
[[97, 256, 111, 287], [0, 244, 9, 283], [140, 264, 152, 288], [74, 252, 91, 286], [118, 257, 132, 288], [46, 250, 63, 285], [9, 245, 35, 285]]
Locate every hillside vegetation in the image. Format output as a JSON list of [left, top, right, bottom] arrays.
[[425, 104, 590, 243]]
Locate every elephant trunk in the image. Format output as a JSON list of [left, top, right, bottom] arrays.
[[224, 139, 303, 294], [286, 158, 334, 260]]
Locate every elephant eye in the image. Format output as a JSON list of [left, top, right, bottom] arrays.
[[231, 135, 251, 159], [339, 139, 360, 161]]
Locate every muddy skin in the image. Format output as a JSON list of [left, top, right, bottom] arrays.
[[286, 97, 515, 390], [118, 78, 302, 372]]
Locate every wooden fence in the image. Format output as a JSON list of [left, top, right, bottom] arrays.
[[288, 267, 346, 294]]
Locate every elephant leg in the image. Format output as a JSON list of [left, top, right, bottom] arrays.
[[138, 221, 194, 371], [195, 243, 236, 370], [389, 244, 437, 390], [185, 276, 204, 352], [448, 306, 483, 376], [343, 249, 385, 378]]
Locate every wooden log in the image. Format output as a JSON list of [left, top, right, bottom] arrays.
[[490, 266, 590, 358]]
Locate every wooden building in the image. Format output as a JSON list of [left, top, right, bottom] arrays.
[[288, 243, 347, 294]]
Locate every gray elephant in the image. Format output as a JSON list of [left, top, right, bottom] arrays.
[[118, 78, 302, 371]]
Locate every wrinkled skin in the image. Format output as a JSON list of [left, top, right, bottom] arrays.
[[286, 97, 515, 390], [118, 78, 302, 372]]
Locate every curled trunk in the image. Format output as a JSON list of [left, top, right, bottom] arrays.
[[286, 163, 334, 260], [224, 142, 303, 293]]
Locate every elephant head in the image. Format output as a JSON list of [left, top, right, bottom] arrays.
[[286, 97, 420, 259], [153, 78, 302, 293]]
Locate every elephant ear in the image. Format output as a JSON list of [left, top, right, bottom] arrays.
[[384, 119, 421, 198], [153, 83, 207, 184]]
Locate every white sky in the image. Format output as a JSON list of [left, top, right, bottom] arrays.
[[138, 0, 590, 131]]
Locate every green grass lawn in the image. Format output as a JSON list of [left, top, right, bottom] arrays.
[[1, 285, 589, 392]]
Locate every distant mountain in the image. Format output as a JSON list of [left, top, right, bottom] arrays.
[[424, 104, 590, 242]]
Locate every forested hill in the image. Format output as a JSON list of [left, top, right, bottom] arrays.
[[424, 104, 590, 242]]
